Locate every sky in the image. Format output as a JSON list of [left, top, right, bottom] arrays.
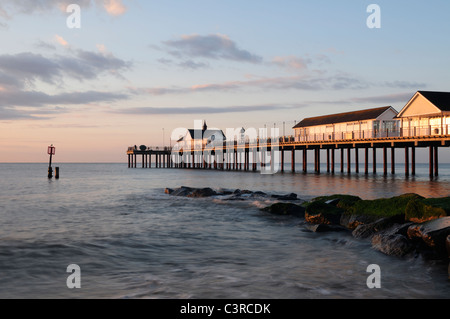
[[1, 0, 450, 163]]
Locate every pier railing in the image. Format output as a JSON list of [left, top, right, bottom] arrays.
[[293, 124, 450, 143]]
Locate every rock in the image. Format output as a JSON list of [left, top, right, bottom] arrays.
[[405, 197, 449, 223], [341, 213, 384, 230], [261, 202, 305, 217], [186, 187, 217, 198], [271, 193, 299, 201], [164, 188, 174, 194], [305, 223, 348, 233], [305, 201, 343, 225], [168, 186, 218, 198], [447, 235, 450, 258], [407, 217, 450, 257], [352, 216, 409, 239], [170, 186, 194, 196], [371, 233, 414, 257], [371, 223, 415, 257]]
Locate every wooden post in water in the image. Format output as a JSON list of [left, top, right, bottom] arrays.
[[302, 149, 307, 173], [365, 147, 369, 174], [291, 149, 295, 173], [317, 148, 320, 173], [331, 148, 335, 174], [47, 144, 56, 178], [281, 149, 284, 173], [429, 146, 434, 177], [411, 146, 416, 175], [434, 146, 438, 177], [340, 148, 344, 173], [405, 147, 409, 176], [383, 147, 387, 175], [326, 149, 330, 173], [347, 147, 351, 174], [391, 147, 395, 174], [355, 148, 359, 173], [373, 147, 376, 174]]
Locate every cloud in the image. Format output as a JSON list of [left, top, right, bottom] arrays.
[[0, 89, 129, 108], [0, 0, 127, 21], [162, 34, 263, 64], [271, 56, 310, 71], [0, 50, 131, 88], [0, 49, 132, 118], [129, 72, 369, 97], [55, 34, 69, 47], [115, 103, 305, 115], [101, 0, 127, 16], [348, 92, 416, 105]]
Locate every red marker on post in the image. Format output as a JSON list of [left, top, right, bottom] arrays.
[[48, 145, 56, 178]]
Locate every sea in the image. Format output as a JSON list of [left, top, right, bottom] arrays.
[[0, 162, 449, 299]]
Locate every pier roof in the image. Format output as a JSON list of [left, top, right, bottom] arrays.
[[293, 106, 394, 129], [417, 91, 450, 112]]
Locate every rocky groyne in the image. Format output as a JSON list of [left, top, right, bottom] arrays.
[[165, 187, 450, 277]]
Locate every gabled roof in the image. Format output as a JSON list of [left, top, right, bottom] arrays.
[[396, 91, 450, 118], [293, 106, 395, 129], [178, 129, 226, 142], [417, 91, 450, 112]]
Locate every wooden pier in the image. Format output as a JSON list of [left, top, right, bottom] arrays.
[[127, 134, 450, 177]]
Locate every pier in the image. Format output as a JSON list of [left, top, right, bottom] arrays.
[[127, 134, 450, 177], [127, 91, 450, 177]]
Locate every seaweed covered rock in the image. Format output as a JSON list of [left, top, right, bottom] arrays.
[[261, 202, 305, 217], [342, 193, 423, 229], [405, 197, 450, 223], [305, 201, 344, 225]]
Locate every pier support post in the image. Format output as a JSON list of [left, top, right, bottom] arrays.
[[347, 148, 351, 174], [340, 148, 344, 173], [372, 148, 376, 174], [291, 149, 295, 173], [355, 148, 359, 173], [128, 154, 131, 168], [281, 149, 284, 173], [383, 147, 387, 175], [331, 148, 335, 174], [434, 146, 439, 177], [429, 146, 434, 177], [326, 149, 330, 173], [405, 147, 409, 176], [391, 147, 395, 174], [365, 147, 368, 174], [303, 149, 307, 173], [316, 149, 320, 173], [411, 146, 416, 175]]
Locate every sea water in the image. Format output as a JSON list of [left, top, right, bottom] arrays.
[[0, 163, 449, 298]]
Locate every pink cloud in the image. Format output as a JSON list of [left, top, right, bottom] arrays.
[[101, 0, 127, 16]]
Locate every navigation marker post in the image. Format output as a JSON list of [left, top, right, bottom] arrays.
[[48, 145, 56, 178]]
